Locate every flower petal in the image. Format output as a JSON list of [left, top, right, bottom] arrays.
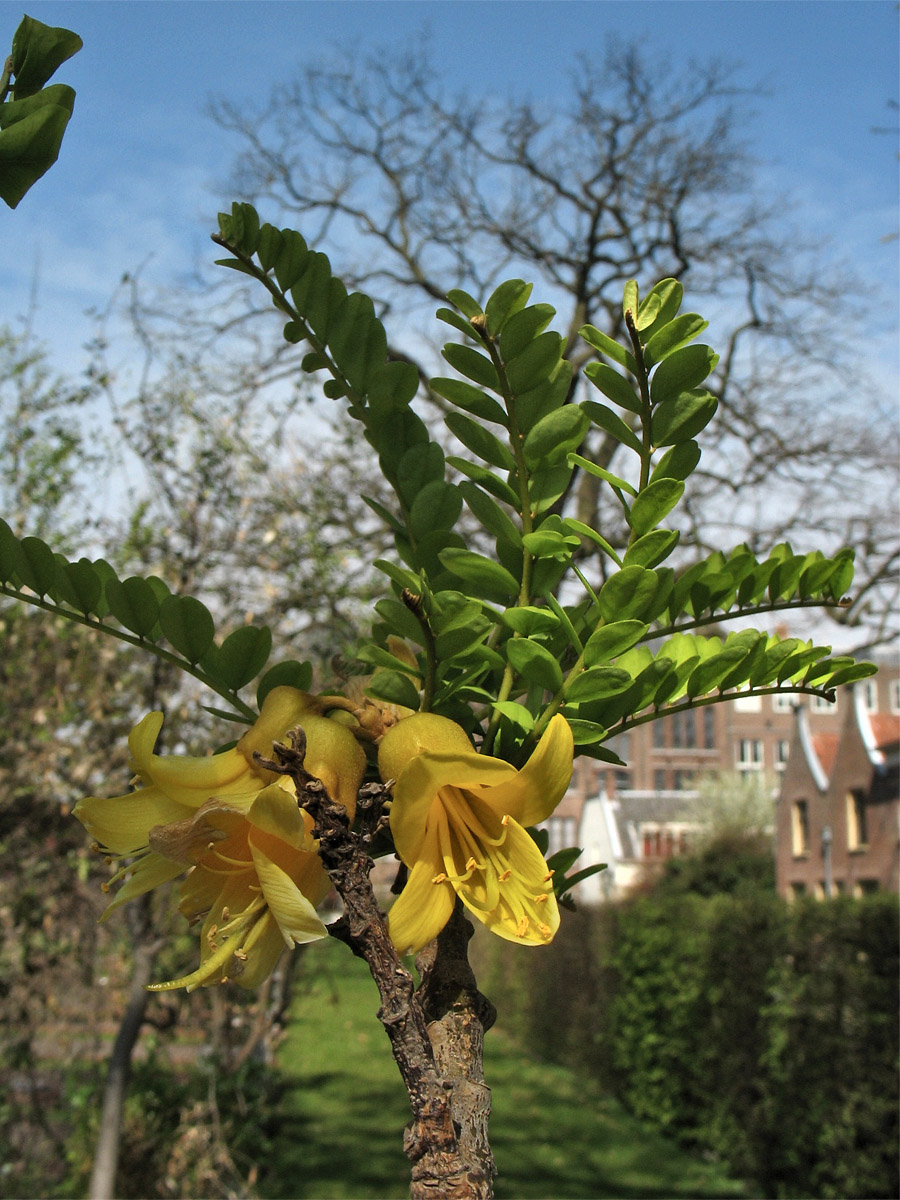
[[247, 783, 308, 849], [480, 715, 573, 826], [460, 816, 560, 945], [231, 911, 289, 988], [248, 839, 328, 947], [391, 750, 516, 864], [74, 787, 194, 854], [386, 856, 456, 956], [100, 853, 186, 919]]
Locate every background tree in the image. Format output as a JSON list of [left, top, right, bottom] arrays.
[[211, 38, 898, 652]]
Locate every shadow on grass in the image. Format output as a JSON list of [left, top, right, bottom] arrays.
[[266, 939, 745, 1200]]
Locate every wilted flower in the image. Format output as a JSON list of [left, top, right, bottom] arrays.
[[378, 713, 573, 954], [74, 687, 366, 990]]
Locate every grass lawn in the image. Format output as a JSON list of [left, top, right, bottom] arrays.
[[264, 938, 745, 1200]]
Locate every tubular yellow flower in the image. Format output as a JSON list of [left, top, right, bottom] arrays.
[[74, 687, 366, 990], [378, 713, 574, 955]]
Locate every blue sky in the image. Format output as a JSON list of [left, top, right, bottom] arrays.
[[1, 0, 897, 377]]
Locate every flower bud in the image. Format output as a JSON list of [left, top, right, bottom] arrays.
[[378, 712, 471, 783]]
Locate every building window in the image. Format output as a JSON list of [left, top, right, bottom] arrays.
[[861, 680, 878, 713], [737, 738, 764, 771], [791, 800, 810, 856], [545, 816, 577, 857], [775, 739, 790, 772], [672, 769, 692, 791], [642, 828, 662, 859], [653, 720, 665, 749], [846, 790, 868, 851], [614, 768, 630, 793], [811, 692, 837, 713], [890, 679, 900, 715], [789, 882, 806, 900], [855, 879, 879, 897], [703, 706, 716, 748], [733, 692, 762, 712], [771, 692, 794, 713], [653, 769, 668, 791]]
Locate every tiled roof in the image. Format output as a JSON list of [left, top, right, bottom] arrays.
[[811, 733, 840, 777], [869, 713, 900, 752]]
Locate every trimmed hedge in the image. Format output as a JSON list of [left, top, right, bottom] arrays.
[[472, 893, 899, 1199]]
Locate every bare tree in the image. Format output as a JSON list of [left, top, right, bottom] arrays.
[[210, 38, 898, 652]]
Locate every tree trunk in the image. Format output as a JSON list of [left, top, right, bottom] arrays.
[[88, 899, 157, 1200]]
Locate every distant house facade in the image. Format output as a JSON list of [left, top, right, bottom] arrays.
[[775, 680, 900, 899], [540, 659, 900, 902]]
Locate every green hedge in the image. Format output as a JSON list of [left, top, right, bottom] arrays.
[[472, 893, 899, 1199]]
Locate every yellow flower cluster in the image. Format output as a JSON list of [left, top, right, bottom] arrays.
[[76, 689, 574, 988]]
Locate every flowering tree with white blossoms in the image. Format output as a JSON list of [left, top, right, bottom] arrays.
[[1, 17, 877, 1200]]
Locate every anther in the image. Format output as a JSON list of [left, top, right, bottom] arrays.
[[498, 869, 512, 883]]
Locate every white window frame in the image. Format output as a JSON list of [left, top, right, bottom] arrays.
[[737, 738, 764, 770]]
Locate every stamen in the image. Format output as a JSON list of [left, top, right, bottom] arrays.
[[516, 916, 530, 937], [465, 856, 483, 872], [498, 869, 512, 883], [533, 893, 549, 904], [538, 922, 552, 938], [432, 872, 448, 884], [501, 813, 511, 826], [542, 870, 555, 882]]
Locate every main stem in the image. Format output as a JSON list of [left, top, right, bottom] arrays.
[[261, 731, 494, 1200]]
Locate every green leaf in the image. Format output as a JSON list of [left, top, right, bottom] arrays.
[[442, 342, 500, 390], [357, 644, 421, 676], [15, 536, 57, 596], [500, 304, 557, 361], [436, 306, 478, 338], [827, 550, 855, 601], [628, 478, 684, 538], [105, 576, 161, 637], [409, 481, 462, 538], [439, 548, 520, 604], [643, 313, 708, 368], [623, 529, 680, 569], [273, 229, 309, 290], [521, 529, 579, 559], [445, 411, 515, 471], [213, 625, 273, 691], [256, 659, 314, 708], [567, 666, 634, 703], [431, 377, 508, 425], [637, 279, 684, 343], [578, 325, 637, 375], [396, 440, 445, 507], [686, 644, 754, 699], [366, 670, 420, 710], [485, 279, 532, 336], [515, 359, 573, 435], [529, 461, 575, 515], [362, 494, 404, 535], [598, 566, 659, 622], [523, 404, 589, 469], [567, 454, 637, 498], [256, 223, 284, 271], [446, 288, 482, 319], [562, 519, 623, 566], [649, 440, 702, 483], [0, 519, 19, 583], [61, 558, 102, 615], [581, 400, 643, 455], [622, 280, 639, 319], [505, 330, 563, 394], [650, 345, 719, 405], [501, 606, 560, 636], [446, 458, 519, 508], [10, 15, 82, 98], [374, 597, 425, 644], [491, 701, 535, 733], [506, 638, 564, 692], [584, 619, 648, 667], [634, 292, 661, 331], [368, 360, 419, 411], [651, 390, 718, 446], [159, 595, 216, 664], [458, 482, 522, 549], [0, 84, 76, 208], [584, 362, 641, 414]]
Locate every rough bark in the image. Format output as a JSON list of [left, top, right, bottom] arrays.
[[260, 730, 493, 1200]]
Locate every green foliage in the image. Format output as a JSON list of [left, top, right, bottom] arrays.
[[0, 15, 81, 208], [476, 894, 900, 1199]]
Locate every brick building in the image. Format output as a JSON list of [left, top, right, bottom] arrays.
[[541, 659, 900, 901]]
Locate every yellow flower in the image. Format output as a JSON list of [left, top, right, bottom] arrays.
[[379, 713, 573, 955], [74, 687, 366, 990]]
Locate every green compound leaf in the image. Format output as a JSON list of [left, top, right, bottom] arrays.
[[212, 625, 273, 691], [159, 595, 216, 664], [505, 637, 564, 693], [10, 15, 82, 98], [366, 669, 421, 711], [105, 576, 161, 637]]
